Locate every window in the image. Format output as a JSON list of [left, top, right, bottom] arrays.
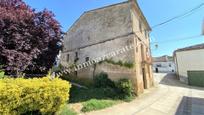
[[145, 31, 149, 39], [145, 31, 147, 38], [75, 52, 78, 58], [172, 70, 174, 72], [66, 54, 69, 62], [147, 32, 149, 38], [156, 64, 162, 67], [75, 71, 77, 76], [127, 39, 131, 45], [141, 45, 145, 59], [139, 20, 142, 33], [87, 36, 90, 40], [85, 57, 89, 62], [136, 47, 138, 52], [74, 52, 79, 62]]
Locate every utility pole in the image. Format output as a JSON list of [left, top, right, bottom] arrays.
[[202, 19, 204, 35]]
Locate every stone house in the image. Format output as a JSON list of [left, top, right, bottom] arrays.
[[61, 0, 154, 94], [174, 43, 204, 86]]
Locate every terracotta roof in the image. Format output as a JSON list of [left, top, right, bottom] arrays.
[[153, 55, 173, 62], [175, 43, 204, 52]]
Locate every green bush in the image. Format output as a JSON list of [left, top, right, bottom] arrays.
[[94, 72, 115, 88], [93, 73, 135, 100], [0, 77, 71, 115], [0, 70, 5, 79], [116, 79, 134, 99]]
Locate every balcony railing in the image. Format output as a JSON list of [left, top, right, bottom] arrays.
[[142, 57, 152, 64]]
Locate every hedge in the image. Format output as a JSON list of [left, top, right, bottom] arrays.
[[0, 70, 4, 79], [0, 77, 71, 115]]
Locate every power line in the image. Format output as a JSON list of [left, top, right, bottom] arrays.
[[150, 34, 203, 44], [147, 3, 204, 44], [151, 3, 204, 29], [132, 2, 204, 34]]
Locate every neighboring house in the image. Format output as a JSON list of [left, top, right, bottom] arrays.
[[61, 0, 154, 94], [174, 43, 204, 86], [153, 55, 176, 73]]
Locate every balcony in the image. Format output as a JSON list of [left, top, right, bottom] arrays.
[[142, 57, 152, 65]]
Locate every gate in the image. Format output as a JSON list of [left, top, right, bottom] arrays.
[[188, 71, 204, 87]]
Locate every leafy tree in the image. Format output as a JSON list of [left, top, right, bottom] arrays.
[[0, 0, 62, 76]]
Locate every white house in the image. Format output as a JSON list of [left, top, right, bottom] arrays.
[[174, 43, 204, 86], [153, 55, 176, 73]]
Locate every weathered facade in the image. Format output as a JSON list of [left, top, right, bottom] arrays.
[[61, 0, 154, 94]]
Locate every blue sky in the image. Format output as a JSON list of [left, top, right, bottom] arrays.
[[24, 0, 204, 57]]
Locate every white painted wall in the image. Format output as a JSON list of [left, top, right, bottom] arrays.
[[175, 49, 204, 83], [153, 62, 176, 73]]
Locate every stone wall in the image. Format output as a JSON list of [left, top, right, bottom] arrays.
[[61, 1, 154, 95], [61, 34, 135, 67], [63, 2, 132, 52]]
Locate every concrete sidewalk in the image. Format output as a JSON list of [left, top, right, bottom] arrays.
[[85, 73, 204, 115]]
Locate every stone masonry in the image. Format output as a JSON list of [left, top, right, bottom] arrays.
[[61, 0, 154, 95]]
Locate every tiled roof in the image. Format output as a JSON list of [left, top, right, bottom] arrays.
[[153, 55, 173, 62], [175, 43, 204, 52]]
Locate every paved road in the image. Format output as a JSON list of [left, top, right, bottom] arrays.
[[86, 73, 204, 115]]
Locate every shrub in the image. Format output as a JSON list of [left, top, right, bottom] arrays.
[[0, 77, 71, 115], [0, 70, 4, 79], [116, 79, 134, 99], [94, 72, 115, 88]]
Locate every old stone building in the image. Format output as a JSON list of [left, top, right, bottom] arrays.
[[61, 0, 154, 94]]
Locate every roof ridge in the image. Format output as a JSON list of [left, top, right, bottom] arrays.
[[64, 1, 129, 34], [85, 1, 129, 13], [175, 43, 204, 52]]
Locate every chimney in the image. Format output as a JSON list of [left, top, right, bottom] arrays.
[[128, 0, 137, 3], [128, 0, 137, 9]]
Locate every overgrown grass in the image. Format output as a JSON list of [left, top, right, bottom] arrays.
[[67, 72, 135, 113], [69, 86, 117, 103], [69, 86, 121, 113], [57, 105, 77, 115], [81, 99, 119, 112], [69, 86, 134, 113]]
